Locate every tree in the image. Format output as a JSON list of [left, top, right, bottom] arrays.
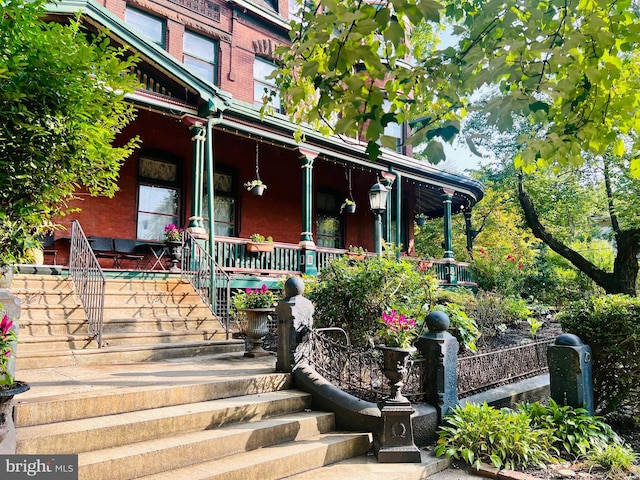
[[459, 107, 639, 296], [273, 0, 640, 177], [0, 0, 139, 264]]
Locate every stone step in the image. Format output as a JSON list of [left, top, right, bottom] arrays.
[[17, 390, 311, 454], [79, 411, 336, 480], [15, 373, 292, 427], [136, 432, 373, 480], [17, 303, 216, 321], [15, 340, 245, 369], [20, 316, 224, 336], [18, 329, 228, 351]]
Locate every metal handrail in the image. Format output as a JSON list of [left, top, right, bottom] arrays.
[[69, 220, 106, 347], [182, 230, 232, 339]]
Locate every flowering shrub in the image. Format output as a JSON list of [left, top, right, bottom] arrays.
[[163, 224, 183, 243], [231, 284, 276, 310], [377, 310, 418, 349], [0, 313, 17, 386]]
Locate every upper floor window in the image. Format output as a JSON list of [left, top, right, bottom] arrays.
[[254, 57, 281, 112], [183, 31, 217, 84], [382, 99, 404, 153], [125, 7, 165, 47]]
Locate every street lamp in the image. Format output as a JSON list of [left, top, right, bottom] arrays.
[[368, 181, 388, 256]]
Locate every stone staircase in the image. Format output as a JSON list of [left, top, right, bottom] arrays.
[[14, 364, 372, 480], [10, 273, 244, 368]]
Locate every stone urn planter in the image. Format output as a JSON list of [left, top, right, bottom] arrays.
[[377, 346, 415, 404], [166, 241, 182, 272], [239, 308, 274, 357], [0, 381, 29, 454]]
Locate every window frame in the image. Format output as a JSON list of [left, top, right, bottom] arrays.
[[183, 30, 218, 85], [125, 7, 166, 47]]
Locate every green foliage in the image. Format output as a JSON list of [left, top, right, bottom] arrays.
[[306, 251, 437, 347], [587, 443, 638, 477], [432, 303, 480, 352], [558, 295, 640, 414], [274, 0, 640, 177], [0, 0, 140, 265], [435, 402, 552, 470], [518, 400, 619, 458]]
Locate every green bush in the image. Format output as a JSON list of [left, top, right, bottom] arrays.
[[433, 303, 480, 352], [557, 294, 640, 414], [518, 399, 618, 457], [435, 402, 552, 470], [305, 250, 437, 347]]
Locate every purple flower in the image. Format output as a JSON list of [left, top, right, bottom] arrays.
[[0, 314, 12, 335]]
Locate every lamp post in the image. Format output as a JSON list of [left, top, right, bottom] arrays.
[[368, 181, 389, 256]]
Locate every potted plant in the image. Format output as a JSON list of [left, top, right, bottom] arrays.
[[415, 213, 427, 227], [244, 179, 267, 196], [231, 284, 277, 357], [163, 223, 183, 272], [376, 310, 419, 403], [247, 233, 274, 253], [340, 198, 356, 214], [346, 245, 366, 261]]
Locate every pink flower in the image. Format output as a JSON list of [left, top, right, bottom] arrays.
[[0, 314, 12, 335]]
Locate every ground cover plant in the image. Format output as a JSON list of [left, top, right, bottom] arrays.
[[436, 401, 638, 478]]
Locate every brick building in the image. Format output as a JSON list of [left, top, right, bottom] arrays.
[[44, 0, 484, 283]]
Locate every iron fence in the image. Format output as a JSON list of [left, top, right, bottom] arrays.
[[69, 220, 106, 347], [300, 330, 552, 403], [457, 338, 553, 398]]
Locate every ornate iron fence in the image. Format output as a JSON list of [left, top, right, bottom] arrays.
[[300, 329, 552, 403], [69, 220, 106, 347], [457, 338, 553, 398]]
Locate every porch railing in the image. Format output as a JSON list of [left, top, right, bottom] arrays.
[[212, 237, 476, 287], [182, 231, 232, 339], [214, 236, 301, 275], [69, 220, 106, 347]]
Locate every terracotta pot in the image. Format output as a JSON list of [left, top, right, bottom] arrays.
[[247, 242, 274, 253]]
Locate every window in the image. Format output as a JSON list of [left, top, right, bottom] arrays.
[[316, 191, 342, 248], [254, 57, 281, 112], [125, 7, 165, 47], [137, 156, 180, 242], [203, 169, 236, 237], [183, 31, 217, 84], [382, 99, 404, 153]]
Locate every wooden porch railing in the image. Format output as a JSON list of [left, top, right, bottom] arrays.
[[69, 220, 106, 347], [212, 236, 476, 287]]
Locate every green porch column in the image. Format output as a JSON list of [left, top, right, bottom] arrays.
[[442, 189, 455, 259], [464, 211, 475, 254], [442, 188, 457, 285], [381, 174, 395, 246], [299, 149, 318, 275], [187, 121, 207, 237], [389, 168, 401, 257]]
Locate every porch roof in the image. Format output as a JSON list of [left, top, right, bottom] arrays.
[[213, 100, 485, 216]]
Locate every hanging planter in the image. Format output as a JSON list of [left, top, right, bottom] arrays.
[[244, 142, 267, 196], [340, 199, 356, 214], [244, 180, 267, 196], [415, 214, 427, 227]]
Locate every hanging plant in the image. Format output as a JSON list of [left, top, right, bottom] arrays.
[[415, 213, 427, 227], [340, 198, 356, 214], [245, 142, 266, 196]]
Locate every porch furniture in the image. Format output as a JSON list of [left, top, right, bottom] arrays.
[[114, 238, 145, 269], [89, 236, 119, 267], [136, 242, 168, 271], [39, 232, 57, 265]]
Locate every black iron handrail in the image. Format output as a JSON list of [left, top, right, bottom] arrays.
[[69, 220, 106, 347], [182, 230, 232, 339]]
